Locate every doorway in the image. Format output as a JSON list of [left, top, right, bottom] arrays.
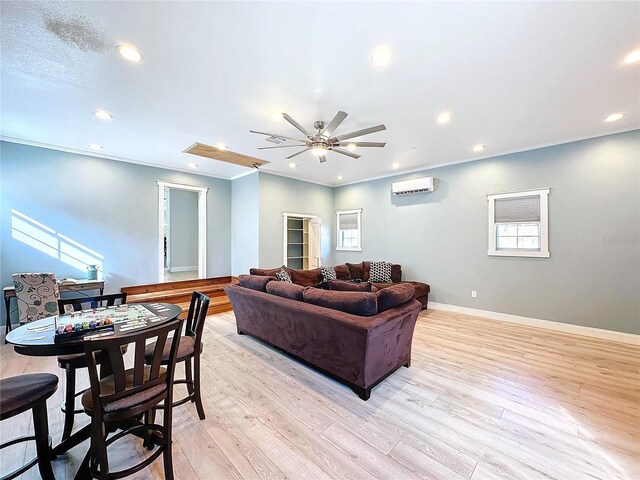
[[157, 181, 208, 282], [282, 213, 322, 269]]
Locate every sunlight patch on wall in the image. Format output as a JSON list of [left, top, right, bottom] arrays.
[[11, 209, 103, 272]]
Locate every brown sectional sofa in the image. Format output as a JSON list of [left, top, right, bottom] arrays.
[[225, 276, 422, 400], [250, 261, 430, 309]]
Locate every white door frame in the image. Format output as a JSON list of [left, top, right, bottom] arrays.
[[157, 181, 208, 282], [282, 212, 318, 267]]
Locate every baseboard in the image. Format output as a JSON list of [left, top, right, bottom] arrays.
[[428, 302, 639, 346], [169, 266, 198, 273]]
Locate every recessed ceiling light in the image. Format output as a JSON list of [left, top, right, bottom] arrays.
[[346, 143, 357, 151], [188, 162, 198, 169], [391, 162, 399, 169], [93, 109, 113, 121], [89, 143, 103, 151], [436, 112, 452, 124], [271, 112, 283, 122], [605, 112, 625, 122], [370, 46, 393, 66], [473, 144, 486, 152], [623, 49, 640, 65], [337, 175, 343, 180], [216, 143, 229, 150], [289, 162, 297, 168], [116, 44, 143, 63]]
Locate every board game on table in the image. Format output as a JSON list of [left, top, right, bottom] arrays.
[[54, 303, 173, 341]]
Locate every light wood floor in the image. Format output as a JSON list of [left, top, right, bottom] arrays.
[[1, 309, 638, 480]]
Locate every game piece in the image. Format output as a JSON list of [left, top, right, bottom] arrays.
[[65, 324, 73, 333], [89, 320, 97, 329]]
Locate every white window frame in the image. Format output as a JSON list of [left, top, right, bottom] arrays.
[[487, 188, 550, 258], [336, 209, 362, 252]]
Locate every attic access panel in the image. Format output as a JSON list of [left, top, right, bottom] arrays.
[[184, 142, 270, 168]]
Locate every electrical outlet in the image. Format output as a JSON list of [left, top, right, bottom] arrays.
[[471, 290, 477, 298]]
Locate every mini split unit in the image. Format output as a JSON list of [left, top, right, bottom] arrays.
[[391, 177, 434, 195]]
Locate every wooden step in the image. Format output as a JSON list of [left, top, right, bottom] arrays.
[[121, 277, 237, 317]]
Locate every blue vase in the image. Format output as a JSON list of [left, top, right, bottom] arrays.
[[87, 265, 99, 281]]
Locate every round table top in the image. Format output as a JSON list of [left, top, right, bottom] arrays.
[[6, 303, 182, 356]]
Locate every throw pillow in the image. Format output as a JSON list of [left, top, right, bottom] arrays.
[[238, 274, 276, 292], [376, 283, 415, 312], [369, 261, 392, 283], [302, 288, 378, 316], [321, 266, 337, 282], [266, 281, 305, 301], [275, 268, 292, 283], [328, 280, 372, 292]]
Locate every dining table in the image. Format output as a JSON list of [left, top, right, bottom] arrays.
[[4, 302, 182, 464]]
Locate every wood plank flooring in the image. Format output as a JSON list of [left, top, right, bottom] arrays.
[[1, 309, 638, 479]]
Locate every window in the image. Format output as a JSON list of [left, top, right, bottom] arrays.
[[336, 209, 362, 251], [487, 188, 549, 257]]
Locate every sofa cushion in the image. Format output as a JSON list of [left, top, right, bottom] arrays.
[[334, 264, 352, 281], [369, 261, 393, 282], [250, 267, 285, 276], [345, 262, 365, 280], [328, 280, 373, 292], [238, 274, 277, 292], [391, 264, 402, 283], [266, 281, 305, 301], [321, 266, 337, 282], [376, 283, 415, 312], [302, 288, 378, 316], [289, 268, 322, 287], [275, 268, 292, 283]]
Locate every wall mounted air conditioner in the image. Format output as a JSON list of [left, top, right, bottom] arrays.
[[392, 177, 434, 195]]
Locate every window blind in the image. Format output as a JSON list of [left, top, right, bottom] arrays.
[[338, 212, 359, 230], [494, 195, 540, 223]]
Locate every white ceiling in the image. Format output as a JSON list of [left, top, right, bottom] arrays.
[[2, 1, 639, 186]]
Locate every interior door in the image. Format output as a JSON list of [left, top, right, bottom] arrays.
[[308, 218, 322, 268]]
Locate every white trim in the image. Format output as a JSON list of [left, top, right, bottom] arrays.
[[258, 170, 333, 188], [0, 136, 232, 181], [428, 302, 639, 346], [334, 127, 640, 187], [169, 266, 198, 273], [230, 169, 259, 181], [487, 188, 550, 258], [157, 181, 208, 282]]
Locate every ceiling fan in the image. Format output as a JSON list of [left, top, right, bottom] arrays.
[[250, 111, 386, 163]]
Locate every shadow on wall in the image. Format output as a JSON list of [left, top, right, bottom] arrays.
[[10, 209, 103, 273], [391, 177, 446, 207]]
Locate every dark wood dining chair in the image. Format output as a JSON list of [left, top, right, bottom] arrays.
[[56, 292, 128, 441], [0, 373, 58, 480], [80, 318, 184, 479], [144, 292, 209, 419]]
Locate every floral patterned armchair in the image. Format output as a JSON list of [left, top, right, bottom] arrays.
[[11, 273, 60, 324]]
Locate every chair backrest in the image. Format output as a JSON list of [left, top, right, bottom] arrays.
[[185, 291, 210, 341], [84, 318, 184, 420], [58, 293, 127, 313], [11, 273, 60, 323]]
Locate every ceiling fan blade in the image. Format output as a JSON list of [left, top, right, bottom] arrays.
[[249, 130, 307, 143], [330, 147, 361, 159], [335, 142, 386, 148], [321, 111, 348, 137], [285, 148, 311, 160], [281, 113, 313, 138], [257, 144, 307, 150], [318, 154, 327, 163], [331, 124, 386, 142]]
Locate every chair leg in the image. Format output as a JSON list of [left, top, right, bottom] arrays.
[[91, 421, 109, 480], [62, 366, 77, 441], [144, 409, 156, 450], [193, 354, 205, 420], [162, 399, 174, 480], [32, 400, 55, 480], [184, 358, 194, 397]]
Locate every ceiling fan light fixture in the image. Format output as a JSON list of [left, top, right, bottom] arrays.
[[370, 45, 393, 66], [311, 144, 328, 156], [347, 143, 357, 151]]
